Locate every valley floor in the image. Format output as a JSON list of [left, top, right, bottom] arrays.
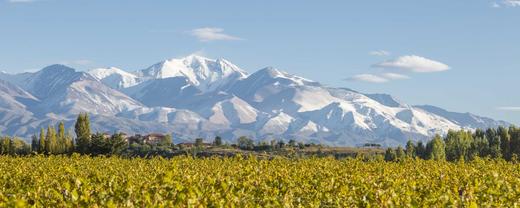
[[0, 155, 518, 207]]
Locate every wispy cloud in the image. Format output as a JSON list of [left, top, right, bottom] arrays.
[[504, 0, 520, 7], [497, 107, 520, 111], [492, 0, 520, 8], [189, 27, 242, 42], [372, 55, 450, 73], [369, 50, 391, 56], [381, 72, 410, 80], [346, 72, 411, 83], [346, 74, 389, 83]]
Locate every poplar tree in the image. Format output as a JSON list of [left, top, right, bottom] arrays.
[[38, 128, 46, 154], [405, 140, 415, 158], [75, 113, 91, 154], [58, 121, 65, 153], [46, 126, 57, 154], [427, 134, 446, 161]]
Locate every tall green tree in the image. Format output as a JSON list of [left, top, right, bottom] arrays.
[[444, 130, 472, 161], [38, 128, 46, 154], [75, 113, 91, 154], [486, 128, 502, 159], [509, 126, 520, 158], [58, 121, 66, 153], [0, 136, 11, 155], [45, 125, 58, 154], [471, 133, 489, 159], [498, 126, 511, 160], [427, 134, 446, 161], [405, 140, 416, 158], [64, 131, 74, 153], [396, 146, 406, 161], [31, 134, 38, 152]]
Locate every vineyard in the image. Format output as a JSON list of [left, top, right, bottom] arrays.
[[1, 155, 520, 207]]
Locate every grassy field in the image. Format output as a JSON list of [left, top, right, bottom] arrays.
[[1, 155, 519, 207]]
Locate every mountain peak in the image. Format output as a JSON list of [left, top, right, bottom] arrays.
[[136, 55, 247, 92], [40, 64, 76, 74], [252, 67, 318, 86]]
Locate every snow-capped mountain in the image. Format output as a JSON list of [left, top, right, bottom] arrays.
[[88, 67, 140, 89], [0, 55, 511, 146]]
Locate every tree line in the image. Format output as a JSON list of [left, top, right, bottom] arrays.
[[385, 126, 520, 162], [1, 112, 519, 161]]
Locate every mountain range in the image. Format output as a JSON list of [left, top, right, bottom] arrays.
[[0, 55, 510, 146]]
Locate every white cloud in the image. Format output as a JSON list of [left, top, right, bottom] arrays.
[[373, 55, 450, 73], [369, 50, 390, 56], [346, 74, 388, 83], [497, 107, 520, 111], [346, 72, 411, 83], [381, 72, 410, 80], [503, 0, 520, 7], [493, 0, 520, 8], [189, 27, 242, 42]]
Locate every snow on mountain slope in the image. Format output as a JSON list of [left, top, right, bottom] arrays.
[[0, 56, 511, 146], [259, 112, 295, 135], [229, 67, 328, 115], [88, 67, 140, 89], [0, 79, 39, 112], [414, 105, 509, 129], [134, 55, 248, 92], [167, 92, 263, 128], [3, 65, 143, 115], [122, 77, 201, 108]]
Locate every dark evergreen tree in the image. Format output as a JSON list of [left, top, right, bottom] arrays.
[[31, 134, 38, 152], [384, 147, 397, 162], [486, 128, 502, 159], [288, 139, 297, 147], [415, 141, 426, 159], [498, 126, 511, 160], [509, 126, 520, 158], [90, 132, 109, 155], [109, 133, 128, 155], [471, 133, 489, 159], [213, 136, 223, 146]]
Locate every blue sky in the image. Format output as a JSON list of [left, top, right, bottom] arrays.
[[0, 0, 519, 124]]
